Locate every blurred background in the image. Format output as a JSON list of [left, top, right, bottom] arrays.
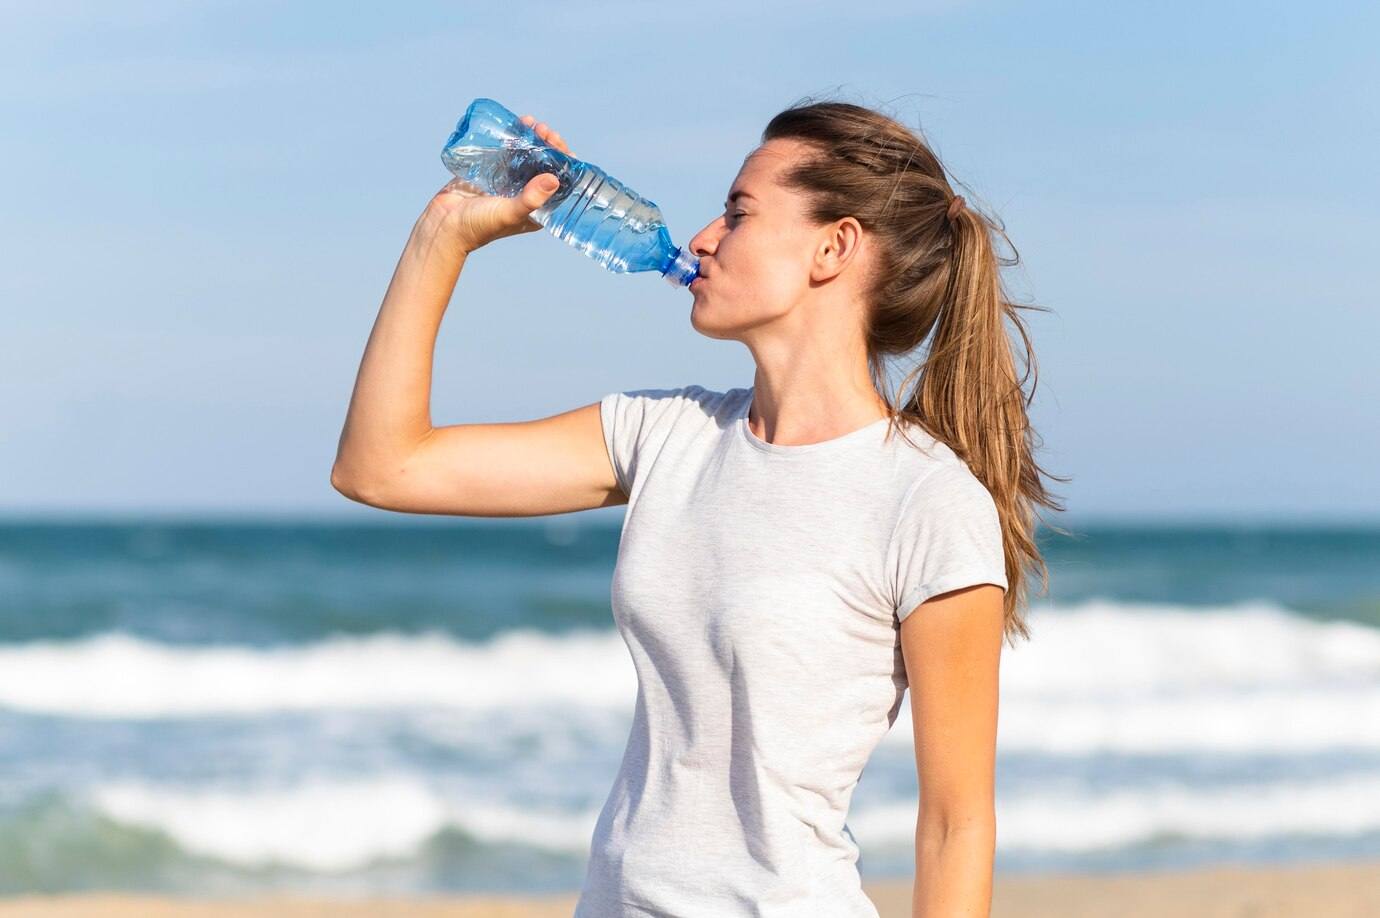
[[1, 0, 1377, 900]]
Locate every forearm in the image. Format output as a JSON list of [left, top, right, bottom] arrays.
[[911, 821, 996, 918], [332, 206, 468, 490]]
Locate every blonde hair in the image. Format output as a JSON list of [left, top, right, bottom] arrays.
[[763, 97, 1070, 646]]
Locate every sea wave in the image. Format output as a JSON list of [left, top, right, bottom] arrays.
[[0, 600, 1376, 757], [0, 627, 632, 717], [71, 767, 1380, 871], [87, 776, 598, 871], [852, 770, 1380, 851]]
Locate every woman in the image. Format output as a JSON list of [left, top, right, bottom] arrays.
[[332, 98, 1065, 917]]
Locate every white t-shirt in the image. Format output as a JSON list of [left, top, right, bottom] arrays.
[[575, 384, 1007, 917]]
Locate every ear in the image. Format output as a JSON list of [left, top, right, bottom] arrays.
[[811, 216, 864, 283]]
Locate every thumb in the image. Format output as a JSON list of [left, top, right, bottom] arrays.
[[518, 173, 560, 213]]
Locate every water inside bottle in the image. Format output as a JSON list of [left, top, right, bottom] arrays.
[[441, 99, 699, 287]]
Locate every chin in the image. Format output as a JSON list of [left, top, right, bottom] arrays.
[[689, 304, 722, 339], [689, 307, 711, 337], [690, 309, 746, 342]]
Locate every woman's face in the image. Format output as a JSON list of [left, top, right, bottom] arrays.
[[686, 138, 827, 340]]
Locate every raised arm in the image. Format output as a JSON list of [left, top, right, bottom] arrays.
[[330, 116, 627, 517]]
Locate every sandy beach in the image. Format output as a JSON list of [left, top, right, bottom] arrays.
[[1, 858, 1376, 917]]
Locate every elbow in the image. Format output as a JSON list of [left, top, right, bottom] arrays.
[[330, 464, 376, 505], [917, 802, 997, 840]]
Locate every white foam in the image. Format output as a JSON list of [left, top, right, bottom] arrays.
[[90, 766, 1380, 870], [876, 599, 1380, 754], [88, 776, 599, 871], [2, 601, 1378, 761], [847, 770, 1380, 852], [0, 628, 636, 718], [999, 598, 1380, 693], [987, 682, 1380, 754]]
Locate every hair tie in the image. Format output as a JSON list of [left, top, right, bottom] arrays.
[[946, 195, 966, 220]]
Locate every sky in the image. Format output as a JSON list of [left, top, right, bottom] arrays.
[[1, 0, 1376, 524]]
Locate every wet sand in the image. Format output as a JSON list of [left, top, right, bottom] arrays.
[[1, 858, 1376, 917]]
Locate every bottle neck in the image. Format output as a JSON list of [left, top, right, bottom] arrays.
[[662, 247, 700, 288]]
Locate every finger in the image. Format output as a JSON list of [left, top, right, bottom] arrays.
[[515, 173, 560, 214], [520, 115, 569, 154], [440, 176, 484, 198]]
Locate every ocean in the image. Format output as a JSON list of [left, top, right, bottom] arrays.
[[0, 517, 1376, 896]]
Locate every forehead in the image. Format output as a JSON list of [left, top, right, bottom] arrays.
[[729, 138, 812, 197]]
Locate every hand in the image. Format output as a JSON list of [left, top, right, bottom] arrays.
[[425, 113, 578, 254], [518, 113, 576, 159]]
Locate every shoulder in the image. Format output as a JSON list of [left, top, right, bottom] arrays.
[[599, 385, 743, 457], [885, 427, 998, 522], [906, 460, 998, 519], [601, 384, 742, 425], [879, 422, 989, 498], [886, 444, 1007, 620]]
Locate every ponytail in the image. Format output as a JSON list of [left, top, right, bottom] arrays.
[[763, 98, 1070, 645]]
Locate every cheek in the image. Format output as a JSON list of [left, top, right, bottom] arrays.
[[717, 229, 808, 304], [726, 232, 792, 280], [751, 241, 809, 296], [717, 265, 798, 318]]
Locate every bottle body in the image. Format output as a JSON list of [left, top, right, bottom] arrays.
[[441, 99, 699, 288]]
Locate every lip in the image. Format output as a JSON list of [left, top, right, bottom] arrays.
[[690, 276, 705, 290]]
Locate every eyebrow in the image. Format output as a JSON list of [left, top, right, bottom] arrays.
[[723, 190, 756, 208]]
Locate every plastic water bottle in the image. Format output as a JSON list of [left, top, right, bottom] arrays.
[[440, 99, 700, 288]]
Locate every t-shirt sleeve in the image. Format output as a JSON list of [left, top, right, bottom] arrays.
[[599, 386, 701, 497], [887, 463, 1008, 623]]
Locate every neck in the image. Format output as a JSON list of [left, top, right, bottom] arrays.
[[744, 343, 889, 447]]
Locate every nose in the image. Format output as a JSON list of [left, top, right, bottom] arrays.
[[688, 216, 725, 259]]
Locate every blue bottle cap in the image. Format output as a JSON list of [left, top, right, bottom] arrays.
[[662, 247, 700, 288]]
